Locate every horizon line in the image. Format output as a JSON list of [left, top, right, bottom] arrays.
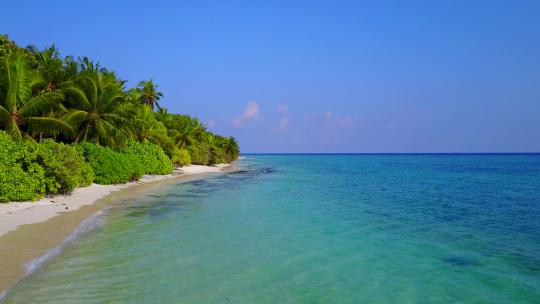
[[241, 152, 540, 155]]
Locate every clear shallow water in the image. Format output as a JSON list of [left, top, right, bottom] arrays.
[[3, 154, 540, 303]]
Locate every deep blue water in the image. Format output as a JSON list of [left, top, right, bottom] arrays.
[[3, 154, 540, 303]]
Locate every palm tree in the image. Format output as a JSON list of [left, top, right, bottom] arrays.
[[224, 137, 239, 160], [0, 51, 71, 141], [0, 37, 240, 165], [28, 46, 82, 141], [154, 107, 170, 123], [29, 46, 80, 92], [159, 114, 201, 149], [137, 79, 163, 110], [170, 123, 196, 149], [191, 119, 207, 144], [62, 67, 128, 147], [125, 87, 143, 105], [0, 35, 17, 59], [27, 45, 62, 91], [128, 104, 171, 145]]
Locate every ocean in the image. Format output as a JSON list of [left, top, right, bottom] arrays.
[[3, 154, 540, 303]]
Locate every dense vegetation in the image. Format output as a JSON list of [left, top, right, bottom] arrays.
[[0, 35, 239, 202], [0, 133, 94, 202], [74, 142, 173, 185]]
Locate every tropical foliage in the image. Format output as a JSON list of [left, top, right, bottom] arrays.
[[0, 35, 240, 202], [38, 139, 94, 193], [74, 142, 173, 185], [0, 134, 51, 202], [0, 132, 94, 202]]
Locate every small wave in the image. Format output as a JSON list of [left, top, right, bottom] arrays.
[[24, 207, 110, 275]]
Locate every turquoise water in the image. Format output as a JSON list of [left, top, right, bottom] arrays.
[[3, 154, 540, 303]]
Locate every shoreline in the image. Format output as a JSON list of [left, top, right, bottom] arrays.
[[0, 163, 232, 294], [0, 164, 229, 237]]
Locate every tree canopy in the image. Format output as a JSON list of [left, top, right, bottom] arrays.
[[0, 34, 239, 166]]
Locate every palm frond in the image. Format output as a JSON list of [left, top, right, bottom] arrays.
[[25, 116, 74, 137], [0, 105, 10, 124], [20, 90, 63, 117], [62, 84, 91, 109]]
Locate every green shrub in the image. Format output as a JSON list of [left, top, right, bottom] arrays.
[[170, 147, 191, 166], [209, 148, 226, 165], [0, 130, 175, 201], [187, 143, 211, 165], [38, 140, 94, 194], [0, 135, 53, 202], [0, 131, 12, 143], [124, 141, 173, 175], [75, 143, 136, 184], [0, 133, 94, 202], [157, 137, 177, 160], [75, 142, 173, 185]]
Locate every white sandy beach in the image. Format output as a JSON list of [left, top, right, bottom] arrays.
[[0, 164, 230, 237]]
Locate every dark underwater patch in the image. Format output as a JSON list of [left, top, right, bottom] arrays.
[[126, 209, 148, 218], [263, 167, 274, 173], [442, 256, 479, 267], [166, 193, 199, 198], [147, 194, 169, 199], [229, 165, 275, 176], [147, 206, 182, 220], [439, 214, 461, 222], [186, 179, 207, 186], [125, 165, 272, 219], [229, 170, 249, 174]]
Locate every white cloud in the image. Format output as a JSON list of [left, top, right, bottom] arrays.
[[244, 101, 259, 117], [277, 105, 288, 114], [232, 101, 259, 127], [338, 116, 353, 127], [279, 117, 290, 130], [232, 118, 242, 128], [324, 111, 333, 119]]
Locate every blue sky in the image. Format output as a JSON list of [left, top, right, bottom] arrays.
[[1, 0, 539, 152]]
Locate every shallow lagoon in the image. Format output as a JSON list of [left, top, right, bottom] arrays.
[[4, 154, 540, 303]]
